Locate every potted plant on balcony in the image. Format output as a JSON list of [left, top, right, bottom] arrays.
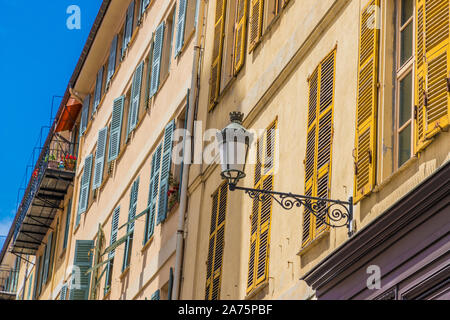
[[167, 172, 180, 212], [64, 154, 77, 171], [47, 153, 59, 169]]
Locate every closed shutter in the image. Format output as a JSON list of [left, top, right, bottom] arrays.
[[77, 154, 93, 216], [302, 51, 335, 246], [109, 206, 121, 258], [79, 95, 90, 136], [157, 120, 175, 225], [247, 120, 276, 294], [93, 127, 108, 190], [208, 0, 227, 110], [42, 232, 52, 285], [108, 96, 125, 162], [354, 0, 379, 203], [107, 35, 118, 86], [145, 144, 162, 242], [234, 0, 248, 74], [69, 240, 94, 300], [63, 199, 72, 250], [175, 0, 188, 57], [122, 1, 135, 57], [418, 0, 449, 143], [151, 289, 160, 300], [127, 61, 144, 136], [150, 23, 165, 98], [248, 0, 263, 51], [32, 256, 40, 300], [205, 183, 227, 300], [123, 178, 140, 271], [93, 67, 104, 114]]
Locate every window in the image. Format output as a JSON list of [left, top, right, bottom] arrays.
[[247, 120, 277, 294], [106, 35, 118, 88], [92, 127, 108, 190], [69, 240, 94, 300], [122, 178, 140, 272], [395, 0, 415, 168], [302, 50, 336, 247], [92, 67, 104, 115], [108, 96, 125, 162], [62, 199, 72, 250], [79, 95, 90, 136], [105, 206, 120, 295], [122, 1, 136, 57], [174, 0, 198, 57], [76, 154, 93, 222], [354, 0, 380, 203], [205, 183, 227, 300], [127, 61, 144, 137], [149, 22, 165, 97], [144, 144, 162, 244], [160, 8, 176, 82]]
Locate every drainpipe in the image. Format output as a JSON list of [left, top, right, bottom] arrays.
[[173, 0, 206, 300]]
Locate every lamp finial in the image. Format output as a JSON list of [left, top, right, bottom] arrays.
[[230, 112, 244, 124]]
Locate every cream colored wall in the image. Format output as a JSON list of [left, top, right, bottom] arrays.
[[181, 0, 449, 300]]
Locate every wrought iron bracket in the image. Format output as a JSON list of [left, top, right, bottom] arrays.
[[229, 184, 354, 238]]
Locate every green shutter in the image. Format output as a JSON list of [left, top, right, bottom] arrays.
[[32, 256, 40, 300], [168, 267, 174, 300], [109, 206, 121, 258], [77, 154, 93, 218], [109, 96, 125, 162], [60, 284, 68, 300], [93, 127, 108, 190], [145, 144, 162, 242], [151, 289, 160, 300], [79, 95, 90, 136], [127, 61, 145, 136], [27, 273, 33, 300], [107, 35, 118, 86], [123, 178, 140, 271], [175, 0, 188, 57], [93, 67, 104, 114], [42, 233, 53, 285], [122, 1, 135, 57], [63, 199, 72, 250], [157, 120, 175, 224], [69, 240, 94, 300], [150, 22, 165, 97]]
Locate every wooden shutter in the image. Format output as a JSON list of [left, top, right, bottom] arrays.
[[108, 96, 125, 162], [109, 206, 120, 258], [247, 120, 276, 293], [32, 256, 40, 300], [205, 183, 227, 300], [42, 232, 52, 285], [168, 267, 174, 300], [63, 199, 72, 250], [123, 178, 139, 271], [208, 0, 227, 110], [77, 154, 93, 215], [69, 240, 94, 300], [234, 0, 248, 74], [151, 289, 160, 300], [93, 127, 108, 190], [127, 61, 144, 136], [248, 0, 263, 51], [354, 0, 379, 203], [122, 1, 135, 56], [145, 144, 162, 242], [93, 67, 104, 114], [175, 0, 188, 57], [27, 272, 33, 300], [420, 0, 450, 141], [79, 95, 90, 136], [107, 35, 118, 86], [150, 23, 165, 97], [157, 120, 175, 224], [302, 51, 335, 246], [60, 284, 68, 300]]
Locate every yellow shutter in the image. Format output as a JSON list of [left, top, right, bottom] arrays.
[[302, 50, 335, 247], [422, 0, 449, 139], [247, 120, 277, 294], [234, 0, 248, 75], [354, 0, 380, 203], [205, 183, 228, 300], [249, 0, 264, 52], [208, 0, 227, 110]]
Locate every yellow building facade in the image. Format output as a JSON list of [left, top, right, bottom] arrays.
[[0, 0, 448, 300]]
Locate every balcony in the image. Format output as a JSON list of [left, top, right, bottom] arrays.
[[11, 134, 77, 255]]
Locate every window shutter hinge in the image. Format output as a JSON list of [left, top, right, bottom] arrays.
[[414, 105, 417, 120], [446, 77, 450, 92]]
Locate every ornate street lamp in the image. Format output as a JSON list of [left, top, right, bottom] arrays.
[[217, 112, 354, 237]]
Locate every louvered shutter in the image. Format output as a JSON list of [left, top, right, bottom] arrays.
[[122, 1, 135, 57], [145, 144, 162, 242], [175, 0, 188, 57], [157, 121, 175, 225], [63, 199, 72, 250], [42, 233, 52, 285], [419, 0, 450, 142], [93, 67, 104, 114], [150, 23, 165, 97], [248, 0, 263, 51], [123, 178, 139, 271], [108, 96, 125, 162], [77, 154, 93, 215], [127, 61, 144, 136], [69, 240, 94, 300], [208, 0, 227, 110], [27, 273, 33, 300], [107, 35, 118, 86], [234, 0, 248, 74], [151, 289, 160, 300], [109, 207, 120, 258], [415, 0, 427, 152], [354, 0, 380, 203], [60, 284, 68, 300], [168, 267, 174, 300], [140, 0, 150, 20], [93, 127, 108, 190], [32, 256, 40, 300], [79, 95, 90, 136]]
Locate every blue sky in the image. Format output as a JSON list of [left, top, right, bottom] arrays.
[[0, 1, 102, 249]]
